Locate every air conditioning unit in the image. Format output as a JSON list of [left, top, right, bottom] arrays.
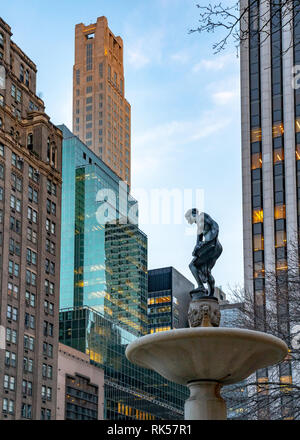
[[18, 157, 24, 162], [34, 169, 40, 175]]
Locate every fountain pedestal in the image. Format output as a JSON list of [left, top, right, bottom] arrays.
[[125, 326, 288, 420], [185, 381, 226, 420]]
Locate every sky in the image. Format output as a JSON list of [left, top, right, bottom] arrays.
[[1, 0, 243, 295]]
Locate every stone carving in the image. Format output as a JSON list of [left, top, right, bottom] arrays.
[[185, 209, 223, 298], [188, 297, 221, 328]]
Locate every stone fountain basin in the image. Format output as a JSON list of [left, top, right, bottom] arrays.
[[125, 327, 288, 386]]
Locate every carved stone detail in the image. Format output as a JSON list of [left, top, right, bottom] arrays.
[[188, 297, 221, 328]]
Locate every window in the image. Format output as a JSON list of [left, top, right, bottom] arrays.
[[76, 69, 80, 85], [99, 62, 103, 79], [26, 248, 37, 265], [43, 321, 54, 337], [20, 65, 24, 82], [6, 328, 17, 344], [4, 376, 15, 391], [22, 380, 33, 396], [25, 313, 35, 329], [27, 227, 37, 244], [28, 186, 38, 203], [28, 207, 37, 223], [86, 43, 93, 71], [47, 387, 52, 401], [26, 270, 36, 286], [47, 179, 56, 196], [5, 351, 16, 367], [21, 404, 32, 419], [16, 89, 22, 103], [24, 334, 35, 351], [11, 84, 16, 99], [28, 165, 39, 182], [7, 305, 18, 321], [3, 399, 14, 414], [25, 69, 29, 87], [23, 357, 33, 373]]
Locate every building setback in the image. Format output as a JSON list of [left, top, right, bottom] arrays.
[[148, 267, 194, 333], [56, 343, 104, 420], [0, 18, 62, 419], [73, 17, 131, 186]]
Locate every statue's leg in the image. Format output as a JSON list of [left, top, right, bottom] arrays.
[[207, 272, 215, 297], [189, 261, 204, 290]]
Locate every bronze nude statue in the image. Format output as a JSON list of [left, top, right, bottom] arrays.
[[185, 209, 223, 299]]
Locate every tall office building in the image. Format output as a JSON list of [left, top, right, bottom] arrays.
[[148, 267, 194, 333], [0, 18, 62, 419], [241, 0, 298, 417], [73, 16, 131, 186], [59, 124, 147, 337]]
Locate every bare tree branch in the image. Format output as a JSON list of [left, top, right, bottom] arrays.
[[190, 0, 300, 55]]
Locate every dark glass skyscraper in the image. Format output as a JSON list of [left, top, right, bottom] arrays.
[[148, 267, 193, 333]]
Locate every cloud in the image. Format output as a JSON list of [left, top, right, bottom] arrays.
[[131, 111, 232, 179], [212, 90, 239, 105], [170, 50, 190, 64], [205, 74, 240, 106], [193, 53, 237, 73], [126, 29, 165, 70]]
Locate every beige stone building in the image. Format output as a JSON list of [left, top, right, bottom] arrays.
[[56, 343, 104, 420], [0, 18, 62, 419], [73, 16, 131, 186]]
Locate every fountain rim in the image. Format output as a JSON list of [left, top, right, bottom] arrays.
[[125, 327, 288, 363]]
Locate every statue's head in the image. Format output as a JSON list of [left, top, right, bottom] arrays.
[[185, 208, 198, 225], [185, 209, 205, 234]]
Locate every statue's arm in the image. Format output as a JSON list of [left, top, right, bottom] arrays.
[[203, 214, 219, 242]]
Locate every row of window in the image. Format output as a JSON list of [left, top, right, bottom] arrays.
[[3, 375, 53, 398], [2, 400, 52, 419]]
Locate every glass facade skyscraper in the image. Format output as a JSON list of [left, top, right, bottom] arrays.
[[59, 124, 147, 337]]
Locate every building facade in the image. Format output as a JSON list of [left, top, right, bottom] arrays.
[[240, 0, 297, 418], [0, 18, 62, 419], [59, 306, 188, 420], [148, 267, 194, 333], [73, 16, 131, 186], [59, 124, 147, 337], [57, 343, 104, 420]]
